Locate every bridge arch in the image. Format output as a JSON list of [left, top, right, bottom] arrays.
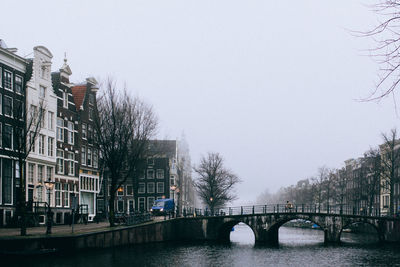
[[340, 220, 383, 243], [266, 214, 325, 233], [216, 218, 257, 243]]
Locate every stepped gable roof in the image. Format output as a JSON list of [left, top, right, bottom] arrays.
[[71, 85, 87, 111]]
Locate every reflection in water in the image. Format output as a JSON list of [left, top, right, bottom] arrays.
[[5, 226, 400, 267]]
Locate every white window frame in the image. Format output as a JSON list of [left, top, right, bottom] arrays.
[[68, 152, 74, 176], [48, 111, 54, 130], [3, 95, 12, 117], [39, 85, 46, 98], [138, 182, 145, 194], [147, 182, 155, 194], [56, 118, 64, 141], [4, 70, 12, 91], [63, 91, 68, 108], [157, 182, 164, 193], [47, 137, 54, 157], [81, 146, 86, 166], [67, 121, 74, 145], [15, 75, 23, 94]]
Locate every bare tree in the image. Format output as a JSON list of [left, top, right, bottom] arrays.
[[193, 152, 240, 215], [380, 129, 400, 216], [361, 1, 400, 100], [13, 96, 45, 235], [364, 148, 382, 215], [312, 166, 329, 211], [94, 80, 157, 226]]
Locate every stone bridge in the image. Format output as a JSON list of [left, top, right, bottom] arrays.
[[179, 206, 400, 244]]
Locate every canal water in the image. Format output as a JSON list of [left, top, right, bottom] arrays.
[[5, 223, 400, 267]]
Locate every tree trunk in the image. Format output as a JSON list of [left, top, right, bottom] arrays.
[[108, 192, 115, 227]]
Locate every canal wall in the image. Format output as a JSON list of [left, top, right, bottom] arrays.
[[0, 217, 208, 253], [2, 216, 400, 253]]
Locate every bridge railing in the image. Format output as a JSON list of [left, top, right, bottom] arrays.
[[190, 203, 382, 218]]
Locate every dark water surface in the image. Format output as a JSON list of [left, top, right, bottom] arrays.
[[5, 224, 400, 267]]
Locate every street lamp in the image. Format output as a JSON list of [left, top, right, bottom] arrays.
[[170, 185, 177, 200], [44, 179, 55, 234]]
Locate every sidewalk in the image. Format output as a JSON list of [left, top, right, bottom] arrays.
[[0, 216, 166, 238], [0, 222, 112, 238]]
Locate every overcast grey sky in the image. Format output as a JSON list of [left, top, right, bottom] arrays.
[[2, 0, 399, 204]]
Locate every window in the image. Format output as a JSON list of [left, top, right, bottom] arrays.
[[89, 94, 94, 105], [56, 118, 63, 141], [48, 111, 54, 130], [147, 158, 154, 165], [37, 186, 43, 202], [3, 159, 12, 204], [0, 68, 2, 88], [3, 96, 12, 117], [138, 183, 145, 194], [55, 183, 61, 206], [67, 121, 74, 144], [117, 186, 124, 196], [117, 200, 124, 213], [4, 70, 12, 90], [3, 124, 12, 149], [88, 124, 93, 142], [63, 91, 68, 108], [57, 150, 64, 174], [126, 185, 133, 196], [63, 183, 69, 207], [156, 169, 164, 179], [138, 197, 145, 211], [147, 169, 154, 179], [170, 176, 175, 186], [28, 164, 35, 184], [38, 134, 45, 155], [147, 197, 155, 211], [47, 137, 54, 157], [157, 182, 164, 193], [147, 182, 155, 193], [39, 86, 46, 98], [89, 107, 93, 121], [47, 166, 53, 181], [37, 165, 44, 183], [139, 170, 145, 179], [40, 109, 45, 128], [93, 149, 98, 168], [30, 131, 35, 152], [15, 75, 23, 94], [81, 146, 86, 166], [87, 147, 92, 166], [0, 94, 2, 114], [82, 123, 87, 139], [14, 99, 23, 119], [68, 152, 74, 175]]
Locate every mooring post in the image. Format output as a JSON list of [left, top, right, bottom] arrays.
[[241, 206, 243, 215]]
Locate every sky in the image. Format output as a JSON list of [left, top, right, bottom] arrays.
[[2, 0, 399, 205]]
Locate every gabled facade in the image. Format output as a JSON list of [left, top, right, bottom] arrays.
[[0, 40, 27, 226], [71, 78, 100, 221], [25, 46, 57, 223], [51, 58, 79, 224]]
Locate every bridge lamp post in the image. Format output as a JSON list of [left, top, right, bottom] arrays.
[[44, 179, 55, 235], [209, 197, 214, 215]]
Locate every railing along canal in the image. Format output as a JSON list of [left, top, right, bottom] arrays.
[[189, 204, 382, 218]]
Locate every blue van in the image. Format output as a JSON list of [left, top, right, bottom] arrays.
[[150, 199, 175, 215]]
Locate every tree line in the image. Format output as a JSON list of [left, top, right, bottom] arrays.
[[256, 129, 400, 216]]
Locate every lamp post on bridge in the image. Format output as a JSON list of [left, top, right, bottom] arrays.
[[44, 179, 55, 235]]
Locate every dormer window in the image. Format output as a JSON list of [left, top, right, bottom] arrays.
[[89, 94, 94, 105], [41, 66, 46, 79], [63, 91, 68, 108], [39, 86, 46, 98]]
